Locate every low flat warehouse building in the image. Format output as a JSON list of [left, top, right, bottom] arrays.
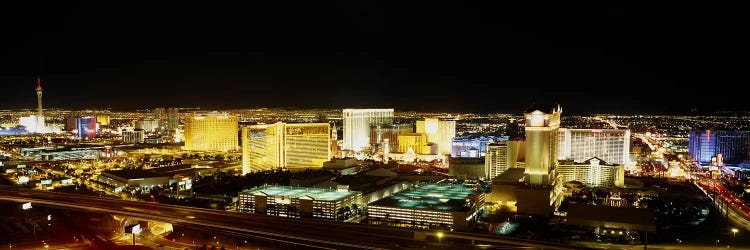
[[367, 180, 489, 231], [97, 169, 170, 189], [238, 186, 361, 220]]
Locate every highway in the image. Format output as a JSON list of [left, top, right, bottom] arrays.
[[695, 179, 750, 232], [0, 185, 581, 250]]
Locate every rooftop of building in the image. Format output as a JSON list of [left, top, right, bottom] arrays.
[[240, 185, 360, 201], [148, 164, 194, 174], [452, 135, 509, 141], [102, 169, 165, 179], [189, 111, 235, 117], [558, 157, 620, 166], [368, 180, 488, 212], [493, 168, 526, 183], [342, 108, 394, 112]]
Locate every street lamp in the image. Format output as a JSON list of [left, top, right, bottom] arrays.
[[732, 228, 739, 249], [436, 232, 444, 244]]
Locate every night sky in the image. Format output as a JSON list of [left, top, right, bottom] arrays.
[[2, 2, 748, 114]]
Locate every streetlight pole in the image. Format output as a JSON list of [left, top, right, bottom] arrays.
[[732, 228, 739, 249]]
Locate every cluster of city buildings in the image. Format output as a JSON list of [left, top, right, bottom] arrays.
[[2, 79, 650, 235]]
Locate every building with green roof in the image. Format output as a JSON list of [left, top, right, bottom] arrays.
[[366, 179, 489, 231], [238, 185, 361, 220]]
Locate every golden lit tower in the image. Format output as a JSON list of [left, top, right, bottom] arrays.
[[184, 112, 239, 152], [36, 76, 43, 117], [524, 104, 562, 186], [242, 122, 331, 174]]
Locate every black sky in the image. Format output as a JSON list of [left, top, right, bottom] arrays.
[[2, 2, 749, 114]]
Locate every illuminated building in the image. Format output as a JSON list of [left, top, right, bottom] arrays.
[[367, 180, 488, 231], [370, 124, 413, 153], [19, 115, 46, 133], [36, 76, 43, 117], [330, 123, 339, 157], [397, 133, 432, 154], [689, 129, 749, 165], [485, 139, 524, 180], [524, 104, 562, 186], [486, 168, 525, 212], [96, 115, 110, 126], [153, 107, 179, 130], [558, 128, 631, 165], [238, 185, 361, 220], [383, 138, 390, 163], [241, 122, 331, 174], [122, 129, 145, 144], [184, 112, 238, 152], [136, 119, 160, 132], [342, 109, 393, 151], [487, 104, 564, 217], [76, 117, 98, 138], [416, 118, 456, 155], [153, 107, 166, 129], [19, 77, 56, 134], [243, 125, 274, 173], [452, 136, 508, 158], [556, 158, 624, 187], [167, 108, 179, 130]]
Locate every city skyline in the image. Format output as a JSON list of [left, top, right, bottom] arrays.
[[2, 3, 749, 114], [3, 3, 750, 250]]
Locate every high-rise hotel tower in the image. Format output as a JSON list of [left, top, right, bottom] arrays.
[[524, 104, 562, 186], [342, 109, 393, 152], [184, 112, 238, 152]]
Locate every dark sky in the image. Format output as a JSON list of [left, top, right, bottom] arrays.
[[2, 2, 748, 114]]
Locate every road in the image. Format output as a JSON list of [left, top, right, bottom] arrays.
[[0, 185, 580, 250], [695, 178, 750, 232]]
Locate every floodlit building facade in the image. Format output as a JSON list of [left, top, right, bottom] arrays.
[[484, 139, 525, 180], [77, 117, 98, 138], [367, 180, 488, 231], [556, 158, 624, 187], [524, 105, 562, 186], [122, 129, 145, 144], [397, 133, 432, 154], [238, 185, 361, 220], [689, 129, 749, 165], [242, 122, 331, 174], [136, 119, 160, 132], [558, 128, 631, 165], [342, 109, 393, 152], [370, 124, 413, 153], [416, 118, 456, 155], [451, 136, 508, 158], [96, 115, 110, 126], [184, 112, 238, 152], [167, 108, 179, 130]]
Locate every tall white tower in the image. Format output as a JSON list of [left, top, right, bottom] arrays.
[[342, 109, 394, 151], [36, 76, 43, 117]]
